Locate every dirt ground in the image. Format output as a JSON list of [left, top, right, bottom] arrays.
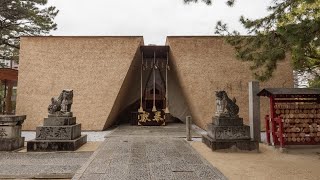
[[190, 142, 320, 180]]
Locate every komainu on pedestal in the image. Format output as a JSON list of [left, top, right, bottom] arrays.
[[202, 91, 258, 151], [27, 89, 87, 151]]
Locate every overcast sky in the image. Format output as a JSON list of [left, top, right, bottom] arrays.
[[47, 0, 271, 45]]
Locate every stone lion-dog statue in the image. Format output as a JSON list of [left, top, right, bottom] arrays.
[[48, 89, 73, 115], [215, 90, 239, 117]]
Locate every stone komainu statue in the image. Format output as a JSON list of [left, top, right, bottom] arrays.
[[48, 89, 73, 115], [215, 91, 239, 117]]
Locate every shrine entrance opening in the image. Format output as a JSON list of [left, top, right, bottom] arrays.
[[113, 45, 187, 128], [135, 46, 169, 126]]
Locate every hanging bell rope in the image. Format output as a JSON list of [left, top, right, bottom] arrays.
[[138, 52, 144, 113], [165, 52, 169, 114], [152, 51, 157, 112]]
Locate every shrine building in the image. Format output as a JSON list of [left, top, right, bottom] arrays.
[[16, 36, 294, 130]]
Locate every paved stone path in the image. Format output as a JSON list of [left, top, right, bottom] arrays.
[[0, 152, 92, 179], [108, 124, 203, 138], [73, 124, 227, 180]]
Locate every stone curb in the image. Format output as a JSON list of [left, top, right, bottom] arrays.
[[0, 173, 73, 179]]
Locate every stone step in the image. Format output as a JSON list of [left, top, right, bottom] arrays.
[[48, 112, 73, 117], [212, 116, 243, 126], [43, 117, 76, 126], [0, 137, 25, 151], [202, 134, 258, 151], [207, 123, 250, 140], [27, 135, 87, 152], [35, 124, 81, 140]]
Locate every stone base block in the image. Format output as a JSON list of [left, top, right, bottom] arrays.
[[0, 125, 22, 139], [202, 134, 258, 151], [44, 117, 76, 126], [0, 115, 26, 126], [0, 137, 25, 151], [36, 124, 81, 140], [48, 112, 73, 117], [207, 124, 251, 140], [27, 135, 87, 152], [212, 116, 243, 126]]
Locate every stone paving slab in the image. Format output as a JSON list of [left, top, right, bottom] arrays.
[[73, 124, 227, 180], [108, 123, 202, 138], [0, 152, 92, 179]]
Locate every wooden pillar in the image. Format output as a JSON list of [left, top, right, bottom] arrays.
[[3, 80, 7, 114], [5, 81, 13, 114], [0, 81, 2, 114]]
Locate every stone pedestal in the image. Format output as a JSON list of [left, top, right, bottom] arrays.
[[0, 115, 26, 151], [202, 116, 258, 151], [27, 114, 87, 151]]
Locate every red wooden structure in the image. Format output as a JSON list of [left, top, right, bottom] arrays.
[[0, 68, 18, 114], [258, 88, 320, 148]]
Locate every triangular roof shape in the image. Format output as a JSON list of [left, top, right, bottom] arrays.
[[257, 88, 320, 98]]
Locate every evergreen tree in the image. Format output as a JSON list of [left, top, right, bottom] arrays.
[[0, 0, 58, 64], [185, 0, 320, 86]]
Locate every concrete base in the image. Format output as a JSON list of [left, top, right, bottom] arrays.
[[27, 135, 87, 152], [0, 137, 25, 151], [202, 134, 258, 151]]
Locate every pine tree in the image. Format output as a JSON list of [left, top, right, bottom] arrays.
[[0, 0, 58, 64], [185, 0, 320, 85]]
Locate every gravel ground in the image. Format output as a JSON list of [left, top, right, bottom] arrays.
[[0, 129, 114, 179], [0, 152, 92, 179], [191, 142, 320, 180]]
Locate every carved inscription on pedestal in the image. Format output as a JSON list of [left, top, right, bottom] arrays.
[[36, 126, 77, 140], [214, 127, 250, 140], [0, 128, 7, 138]]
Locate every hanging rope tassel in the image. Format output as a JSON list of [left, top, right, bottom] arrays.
[[165, 52, 170, 114], [152, 51, 157, 112], [138, 52, 144, 113]]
